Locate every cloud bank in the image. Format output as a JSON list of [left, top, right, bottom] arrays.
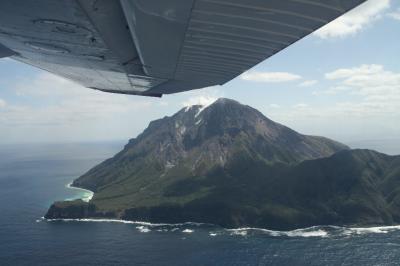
[[314, 0, 390, 38], [241, 71, 302, 83]]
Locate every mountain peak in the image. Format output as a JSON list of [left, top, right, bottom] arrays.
[[119, 98, 348, 175], [213, 97, 240, 105], [180, 98, 242, 118], [199, 97, 255, 117], [205, 98, 245, 112]]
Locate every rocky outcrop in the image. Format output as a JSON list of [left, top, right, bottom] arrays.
[[45, 200, 114, 219]]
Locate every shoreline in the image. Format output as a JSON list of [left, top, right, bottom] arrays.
[[41, 217, 400, 237], [52, 182, 400, 236], [65, 182, 94, 202]]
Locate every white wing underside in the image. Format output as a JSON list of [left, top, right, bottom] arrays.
[[0, 0, 366, 97]]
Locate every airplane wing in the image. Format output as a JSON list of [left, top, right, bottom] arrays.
[[0, 0, 366, 97]]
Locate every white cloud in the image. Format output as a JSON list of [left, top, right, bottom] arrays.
[[9, 73, 155, 122], [1, 71, 226, 143], [180, 86, 222, 107], [311, 64, 400, 117], [264, 64, 400, 141], [269, 104, 280, 109], [0, 58, 13, 63], [293, 103, 309, 109], [182, 95, 217, 107], [15, 72, 100, 98], [312, 86, 350, 96], [314, 0, 390, 39], [388, 8, 400, 20], [325, 64, 400, 97], [240, 71, 302, 83], [159, 101, 169, 106], [299, 80, 318, 87], [0, 72, 165, 142], [0, 99, 6, 108], [325, 64, 384, 80]]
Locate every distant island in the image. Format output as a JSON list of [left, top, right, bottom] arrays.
[[46, 98, 400, 230]]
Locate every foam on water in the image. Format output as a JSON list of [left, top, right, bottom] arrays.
[[285, 229, 328, 238], [136, 226, 151, 233], [226, 225, 400, 238], [227, 227, 327, 238], [230, 230, 248, 236], [65, 182, 94, 202], [43, 217, 400, 238], [345, 225, 400, 235], [45, 218, 206, 228]]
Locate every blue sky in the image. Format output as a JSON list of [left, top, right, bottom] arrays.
[[0, 0, 399, 149]]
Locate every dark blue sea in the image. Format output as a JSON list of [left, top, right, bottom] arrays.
[[1, 142, 400, 266]]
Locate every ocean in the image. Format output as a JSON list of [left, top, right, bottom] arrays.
[[1, 142, 400, 266]]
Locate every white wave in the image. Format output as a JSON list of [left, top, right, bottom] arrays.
[[65, 182, 94, 202], [45, 218, 209, 228], [47, 218, 136, 224], [285, 229, 328, 238], [226, 224, 400, 238], [44, 217, 400, 238], [45, 218, 325, 238], [136, 226, 151, 233], [227, 226, 328, 238], [345, 225, 400, 235], [45, 218, 168, 226], [246, 225, 400, 238], [230, 229, 248, 236]]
